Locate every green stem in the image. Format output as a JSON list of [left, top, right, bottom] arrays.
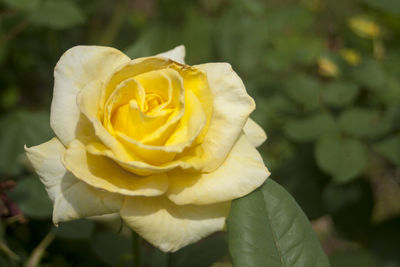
[[25, 231, 55, 267], [0, 240, 20, 262], [132, 230, 140, 267], [167, 252, 174, 267]]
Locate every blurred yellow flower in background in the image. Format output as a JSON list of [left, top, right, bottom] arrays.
[[340, 48, 362, 66], [348, 16, 381, 39], [318, 57, 340, 77]]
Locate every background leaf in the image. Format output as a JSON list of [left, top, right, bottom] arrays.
[[284, 113, 336, 142], [315, 134, 368, 182], [362, 0, 400, 15], [7, 176, 52, 219], [373, 134, 400, 166], [0, 0, 40, 11], [322, 81, 359, 108], [227, 179, 329, 267], [0, 110, 53, 175], [284, 74, 322, 111], [338, 108, 391, 138], [28, 0, 85, 29]]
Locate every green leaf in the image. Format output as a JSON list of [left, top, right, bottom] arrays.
[[7, 176, 52, 219], [374, 78, 400, 106], [285, 74, 322, 111], [373, 133, 400, 166], [216, 8, 269, 74], [55, 219, 94, 240], [351, 59, 386, 92], [314, 134, 368, 182], [227, 179, 329, 267], [273, 35, 323, 66], [338, 108, 391, 138], [283, 113, 336, 142], [29, 0, 85, 29], [1, 0, 40, 11], [0, 110, 53, 175], [253, 94, 297, 128], [322, 81, 359, 108], [362, 0, 400, 15]]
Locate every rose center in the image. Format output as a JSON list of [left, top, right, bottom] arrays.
[[143, 93, 163, 113]]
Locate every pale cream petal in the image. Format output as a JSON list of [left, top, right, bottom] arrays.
[[120, 196, 229, 252], [77, 79, 137, 161], [167, 134, 270, 205], [243, 118, 267, 147], [24, 138, 123, 224], [86, 142, 174, 173], [188, 63, 256, 171], [156, 45, 186, 64], [63, 140, 168, 196], [51, 46, 130, 145], [86, 141, 191, 176]]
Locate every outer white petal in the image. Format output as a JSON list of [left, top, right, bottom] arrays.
[[244, 118, 267, 147], [168, 134, 270, 205], [51, 46, 130, 145], [156, 45, 186, 64], [25, 138, 123, 224], [192, 63, 255, 171], [120, 196, 229, 252]]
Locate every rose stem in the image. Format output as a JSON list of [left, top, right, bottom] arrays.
[[132, 230, 141, 267]]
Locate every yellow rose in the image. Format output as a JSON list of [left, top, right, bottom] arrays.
[[24, 45, 269, 252]]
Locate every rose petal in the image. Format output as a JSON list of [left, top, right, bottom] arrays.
[[51, 46, 130, 145], [24, 138, 123, 224], [244, 118, 267, 147], [110, 69, 185, 144], [156, 45, 186, 64], [78, 64, 206, 166], [86, 142, 188, 176], [77, 79, 142, 161], [63, 140, 168, 196], [76, 79, 183, 175], [167, 134, 270, 205], [104, 57, 172, 102], [115, 86, 207, 165], [184, 63, 256, 171], [120, 196, 229, 252], [169, 65, 213, 145]]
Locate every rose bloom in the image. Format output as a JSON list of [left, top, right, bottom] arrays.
[[25, 45, 270, 252]]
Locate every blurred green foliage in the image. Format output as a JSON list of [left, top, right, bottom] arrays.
[[0, 0, 399, 266]]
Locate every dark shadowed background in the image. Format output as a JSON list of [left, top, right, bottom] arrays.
[[0, 0, 399, 266]]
